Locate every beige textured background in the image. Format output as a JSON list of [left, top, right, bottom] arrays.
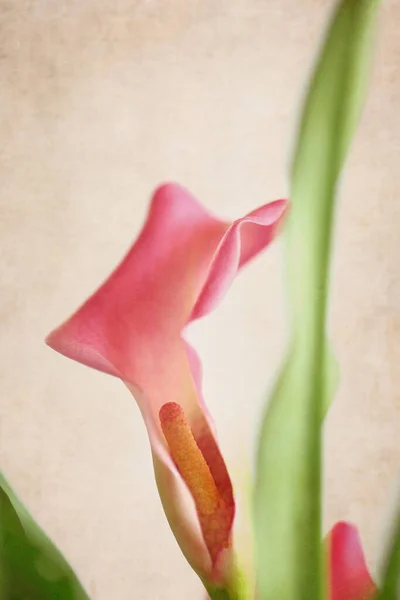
[[0, 1, 399, 598]]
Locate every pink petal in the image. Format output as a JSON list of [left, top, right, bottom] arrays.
[[328, 522, 377, 600], [46, 182, 287, 583]]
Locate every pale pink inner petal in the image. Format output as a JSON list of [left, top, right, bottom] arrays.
[[191, 199, 287, 320]]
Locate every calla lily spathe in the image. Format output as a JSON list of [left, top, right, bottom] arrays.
[[328, 522, 377, 600], [46, 183, 287, 592]]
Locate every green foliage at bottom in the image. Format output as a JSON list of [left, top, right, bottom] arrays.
[[0, 472, 91, 600]]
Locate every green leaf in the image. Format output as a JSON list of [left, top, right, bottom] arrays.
[[254, 2, 381, 600], [0, 471, 91, 600], [378, 501, 400, 600]]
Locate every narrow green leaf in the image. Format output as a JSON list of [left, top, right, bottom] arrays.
[[0, 472, 91, 600], [254, 3, 381, 600], [378, 502, 400, 600]]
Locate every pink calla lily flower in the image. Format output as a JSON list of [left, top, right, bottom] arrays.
[[328, 522, 377, 600], [46, 183, 287, 592]]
